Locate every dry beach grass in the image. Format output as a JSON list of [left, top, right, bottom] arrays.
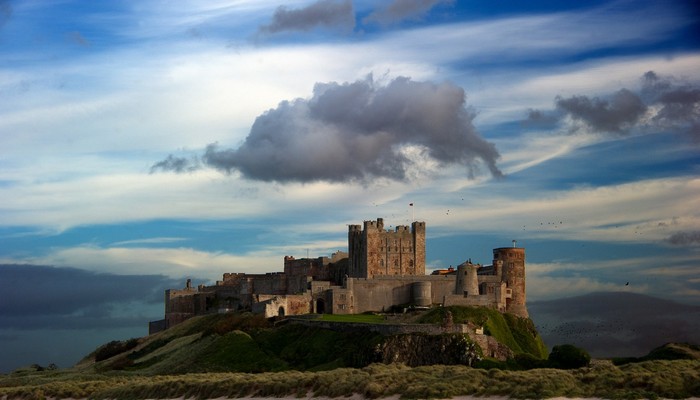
[[2, 359, 699, 400]]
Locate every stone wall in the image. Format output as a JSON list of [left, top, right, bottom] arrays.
[[347, 275, 457, 313], [253, 294, 312, 317]]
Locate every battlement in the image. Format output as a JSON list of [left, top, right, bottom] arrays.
[[348, 218, 426, 279], [364, 217, 384, 231]]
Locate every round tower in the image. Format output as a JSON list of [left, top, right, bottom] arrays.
[[492, 246, 528, 318], [412, 281, 432, 307], [455, 262, 479, 296]]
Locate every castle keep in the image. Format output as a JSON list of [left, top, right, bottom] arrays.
[[150, 218, 528, 334]]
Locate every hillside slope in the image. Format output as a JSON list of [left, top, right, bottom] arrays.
[[76, 307, 545, 374]]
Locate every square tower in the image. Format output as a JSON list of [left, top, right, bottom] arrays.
[[348, 218, 426, 278]]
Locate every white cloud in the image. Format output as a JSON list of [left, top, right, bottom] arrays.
[[8, 245, 279, 280]]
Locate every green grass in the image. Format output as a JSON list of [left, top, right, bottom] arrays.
[[418, 306, 548, 359], [318, 313, 385, 323]]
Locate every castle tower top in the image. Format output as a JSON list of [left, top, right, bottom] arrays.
[[348, 218, 426, 278]]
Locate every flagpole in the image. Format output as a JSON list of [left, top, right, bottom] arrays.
[[410, 203, 414, 222]]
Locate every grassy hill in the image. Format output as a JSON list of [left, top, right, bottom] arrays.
[[75, 312, 387, 374], [72, 307, 546, 374]]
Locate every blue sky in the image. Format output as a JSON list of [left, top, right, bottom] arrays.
[[1, 0, 699, 371]]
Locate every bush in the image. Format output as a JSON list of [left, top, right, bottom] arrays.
[[94, 339, 139, 362], [474, 358, 508, 370], [548, 344, 590, 369], [513, 353, 548, 370]]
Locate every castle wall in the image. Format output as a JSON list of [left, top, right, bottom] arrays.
[[253, 294, 312, 318], [348, 276, 456, 313]]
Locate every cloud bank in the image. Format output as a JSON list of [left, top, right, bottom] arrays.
[[153, 76, 502, 183], [0, 264, 177, 330]]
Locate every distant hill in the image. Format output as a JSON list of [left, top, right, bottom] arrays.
[[74, 307, 546, 374], [529, 291, 700, 358], [613, 342, 700, 365]]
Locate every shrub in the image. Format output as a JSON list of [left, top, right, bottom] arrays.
[[474, 358, 508, 370], [513, 353, 548, 370], [548, 344, 590, 369], [94, 339, 139, 362]]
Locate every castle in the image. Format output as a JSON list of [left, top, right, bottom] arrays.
[[149, 218, 527, 334]]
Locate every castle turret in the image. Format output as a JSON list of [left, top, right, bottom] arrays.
[[456, 261, 480, 296], [493, 246, 527, 318]]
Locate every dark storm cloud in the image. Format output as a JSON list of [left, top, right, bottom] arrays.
[[555, 89, 647, 134], [258, 0, 355, 35], [529, 292, 700, 357], [666, 231, 700, 246], [363, 0, 452, 26], [0, 264, 180, 330], [642, 71, 700, 142], [189, 76, 501, 183], [150, 154, 201, 174], [541, 71, 700, 140], [523, 108, 559, 128]]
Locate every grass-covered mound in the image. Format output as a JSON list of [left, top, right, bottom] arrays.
[[77, 307, 546, 374], [418, 306, 548, 359], [3, 359, 699, 399], [76, 313, 385, 374]]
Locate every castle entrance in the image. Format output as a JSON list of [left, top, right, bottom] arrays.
[[278, 306, 285, 317], [316, 299, 325, 314]]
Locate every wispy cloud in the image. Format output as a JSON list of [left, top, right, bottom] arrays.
[[110, 237, 187, 246]]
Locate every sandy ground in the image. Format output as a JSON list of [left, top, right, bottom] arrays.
[[139, 397, 700, 400]]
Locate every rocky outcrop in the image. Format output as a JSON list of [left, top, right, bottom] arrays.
[[374, 333, 483, 367]]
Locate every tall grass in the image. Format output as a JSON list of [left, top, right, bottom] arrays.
[[3, 359, 698, 399]]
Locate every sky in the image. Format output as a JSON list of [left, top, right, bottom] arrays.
[[1, 0, 699, 372]]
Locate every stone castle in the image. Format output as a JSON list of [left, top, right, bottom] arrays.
[[149, 218, 527, 334]]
